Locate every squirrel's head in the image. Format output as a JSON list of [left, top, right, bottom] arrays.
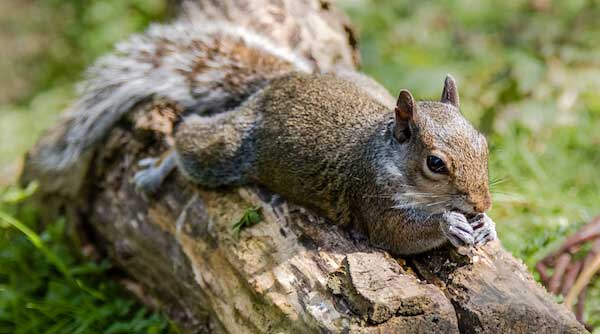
[[381, 75, 491, 216]]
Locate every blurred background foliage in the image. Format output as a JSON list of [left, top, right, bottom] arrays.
[[0, 0, 166, 183], [1, 0, 599, 332]]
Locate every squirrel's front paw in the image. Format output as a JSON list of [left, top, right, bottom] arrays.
[[469, 213, 497, 246], [441, 211, 474, 248]]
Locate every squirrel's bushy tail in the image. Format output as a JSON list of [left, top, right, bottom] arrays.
[[32, 21, 310, 172], [28, 0, 359, 178]]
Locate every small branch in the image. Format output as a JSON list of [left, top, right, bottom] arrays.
[[564, 250, 600, 308], [548, 253, 571, 294], [575, 286, 587, 324], [541, 215, 600, 265], [536, 261, 550, 284], [561, 261, 582, 296]]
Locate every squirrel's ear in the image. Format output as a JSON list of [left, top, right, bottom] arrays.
[[440, 74, 460, 108], [394, 89, 415, 143]]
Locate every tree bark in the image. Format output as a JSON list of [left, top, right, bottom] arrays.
[[21, 101, 587, 334]]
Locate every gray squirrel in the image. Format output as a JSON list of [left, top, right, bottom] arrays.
[[27, 1, 496, 255]]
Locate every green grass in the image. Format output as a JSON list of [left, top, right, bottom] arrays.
[[0, 1, 177, 332], [0, 185, 179, 334], [1, 0, 600, 331]]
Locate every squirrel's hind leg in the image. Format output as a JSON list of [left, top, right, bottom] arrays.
[[133, 151, 177, 196], [174, 105, 259, 188], [134, 97, 260, 195]]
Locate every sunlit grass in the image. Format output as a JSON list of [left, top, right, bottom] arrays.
[[0, 1, 176, 332], [0, 185, 179, 334]]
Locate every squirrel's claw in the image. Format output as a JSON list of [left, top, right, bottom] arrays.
[[133, 153, 177, 197], [441, 212, 497, 249], [441, 211, 475, 248], [138, 157, 159, 167], [134, 163, 165, 196], [470, 213, 497, 246]]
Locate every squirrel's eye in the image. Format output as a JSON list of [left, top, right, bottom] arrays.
[[426, 155, 448, 174]]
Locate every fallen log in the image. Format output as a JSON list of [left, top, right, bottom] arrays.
[[20, 100, 587, 333]]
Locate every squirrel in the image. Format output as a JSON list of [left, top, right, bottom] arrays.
[[26, 1, 496, 255]]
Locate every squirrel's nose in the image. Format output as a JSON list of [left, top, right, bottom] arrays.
[[468, 192, 492, 213], [471, 197, 491, 213], [473, 203, 486, 213]]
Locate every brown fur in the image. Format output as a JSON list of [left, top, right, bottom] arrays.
[[174, 72, 492, 254]]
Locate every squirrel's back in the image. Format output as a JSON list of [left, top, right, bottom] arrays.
[[251, 73, 389, 222], [25, 0, 358, 194]]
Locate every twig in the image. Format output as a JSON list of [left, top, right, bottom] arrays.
[[575, 286, 587, 324], [564, 252, 600, 308], [536, 262, 549, 284], [561, 261, 582, 296], [548, 253, 571, 294], [542, 215, 600, 264]]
